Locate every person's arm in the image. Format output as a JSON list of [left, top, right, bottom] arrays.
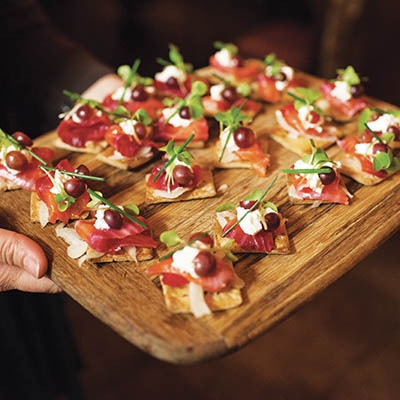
[[0, 228, 60, 292]]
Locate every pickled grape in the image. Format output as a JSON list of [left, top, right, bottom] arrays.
[[193, 251, 217, 277], [189, 232, 214, 247], [131, 85, 148, 102], [76, 104, 94, 120], [318, 166, 336, 185], [134, 122, 148, 139], [5, 151, 28, 171], [74, 164, 90, 176], [104, 209, 123, 229], [221, 87, 238, 103], [63, 178, 86, 198], [233, 127, 255, 148], [179, 106, 191, 119], [265, 212, 280, 231], [12, 131, 33, 147], [372, 142, 389, 154], [388, 125, 400, 141], [350, 84, 365, 98], [173, 165, 194, 186], [166, 77, 179, 89], [239, 200, 257, 209]]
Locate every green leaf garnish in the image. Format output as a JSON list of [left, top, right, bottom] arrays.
[[215, 103, 252, 162], [152, 134, 194, 182], [373, 151, 392, 171], [87, 189, 147, 229], [164, 80, 207, 123], [358, 108, 374, 132], [160, 230, 184, 247], [158, 231, 210, 261], [123, 204, 140, 216], [156, 44, 193, 73], [288, 87, 322, 111], [213, 41, 238, 55], [263, 53, 285, 77], [221, 176, 277, 237], [215, 202, 236, 212], [337, 65, 361, 86]]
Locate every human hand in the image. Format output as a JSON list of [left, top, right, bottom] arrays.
[[0, 228, 60, 293]]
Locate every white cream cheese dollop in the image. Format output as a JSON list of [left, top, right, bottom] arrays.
[[162, 107, 192, 127], [214, 48, 237, 68], [155, 65, 187, 84], [331, 80, 352, 102], [171, 245, 200, 278], [366, 114, 400, 133]]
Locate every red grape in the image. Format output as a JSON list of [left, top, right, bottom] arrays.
[[134, 122, 148, 139], [173, 165, 194, 187], [63, 178, 86, 198], [189, 232, 214, 247], [233, 127, 255, 148], [265, 212, 280, 231], [193, 251, 216, 277], [76, 104, 94, 120], [179, 106, 191, 119], [239, 200, 257, 209], [12, 131, 33, 147], [104, 209, 123, 229], [318, 166, 336, 185], [388, 125, 400, 141], [372, 142, 389, 154], [221, 87, 238, 103], [5, 151, 28, 171], [131, 85, 148, 102], [166, 77, 179, 89]]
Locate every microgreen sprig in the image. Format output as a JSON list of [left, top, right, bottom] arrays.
[[282, 139, 334, 175], [164, 80, 207, 124], [117, 59, 141, 106], [221, 176, 277, 237], [216, 102, 252, 162], [152, 134, 195, 182], [263, 53, 285, 77], [158, 231, 210, 261], [211, 73, 251, 97], [156, 44, 193, 73], [87, 189, 148, 229], [336, 65, 361, 86], [63, 90, 131, 121], [213, 41, 238, 56], [0, 129, 48, 165]]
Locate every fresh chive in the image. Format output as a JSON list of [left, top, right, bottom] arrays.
[[282, 167, 332, 174], [5, 132, 48, 165], [365, 123, 383, 143], [40, 165, 105, 181], [87, 189, 148, 229], [118, 59, 141, 106], [152, 134, 195, 182], [221, 176, 277, 238]]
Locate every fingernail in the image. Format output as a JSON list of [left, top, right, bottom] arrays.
[[23, 257, 40, 278]]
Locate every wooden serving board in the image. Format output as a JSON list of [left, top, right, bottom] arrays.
[[1, 73, 399, 364]]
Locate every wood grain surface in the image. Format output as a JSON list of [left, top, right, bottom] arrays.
[[1, 72, 399, 364]]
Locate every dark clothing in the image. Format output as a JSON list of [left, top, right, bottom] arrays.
[[0, 0, 112, 137], [0, 1, 113, 399]]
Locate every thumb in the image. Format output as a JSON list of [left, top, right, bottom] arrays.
[[0, 228, 48, 278]]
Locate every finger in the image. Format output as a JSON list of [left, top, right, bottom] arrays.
[[0, 263, 61, 293], [0, 229, 48, 278]]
